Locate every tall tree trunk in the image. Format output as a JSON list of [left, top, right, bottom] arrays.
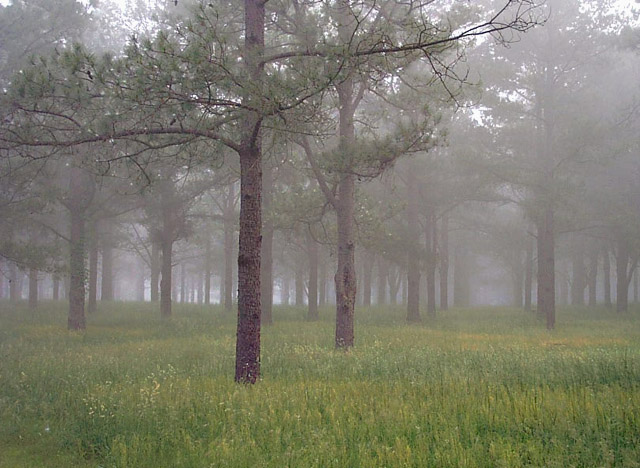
[[439, 216, 449, 311], [160, 238, 172, 318], [362, 251, 373, 307], [406, 169, 421, 322], [180, 263, 186, 303], [224, 183, 235, 312], [307, 232, 319, 320], [453, 245, 470, 307], [281, 276, 290, 305], [425, 210, 437, 318], [88, 220, 98, 313], [28, 268, 38, 309], [571, 246, 585, 306], [101, 237, 114, 302], [52, 275, 60, 301], [614, 238, 636, 313], [587, 249, 598, 307], [9, 262, 19, 302], [536, 206, 555, 329], [377, 258, 387, 305], [603, 245, 611, 308], [150, 241, 160, 302], [137, 256, 146, 302], [318, 258, 326, 306], [260, 163, 273, 324], [524, 237, 534, 311], [295, 262, 304, 306]]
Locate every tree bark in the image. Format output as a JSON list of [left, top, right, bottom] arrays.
[[307, 231, 319, 320], [150, 241, 160, 302], [377, 258, 387, 305], [439, 216, 449, 311], [88, 220, 98, 313], [100, 236, 114, 302], [9, 262, 19, 302], [603, 245, 611, 308], [335, 172, 356, 348], [536, 206, 555, 329], [362, 251, 373, 307], [571, 245, 585, 306], [28, 268, 38, 309], [587, 248, 598, 307], [224, 183, 235, 312], [425, 210, 436, 318], [524, 237, 534, 311], [406, 169, 421, 322]]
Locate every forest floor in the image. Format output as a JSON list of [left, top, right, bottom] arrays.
[[1, 301, 639, 467]]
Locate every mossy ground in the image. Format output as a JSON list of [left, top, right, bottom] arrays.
[[1, 301, 639, 467]]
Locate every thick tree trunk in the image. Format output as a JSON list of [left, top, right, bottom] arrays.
[[439, 216, 449, 311], [406, 169, 421, 322], [150, 242, 160, 302], [603, 245, 611, 308], [587, 249, 598, 307], [335, 172, 356, 349], [524, 237, 534, 311], [307, 232, 319, 320], [28, 268, 38, 309], [234, 144, 263, 383], [87, 220, 98, 313], [536, 206, 555, 329]]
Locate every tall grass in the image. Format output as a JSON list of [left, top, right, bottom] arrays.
[[1, 301, 639, 467]]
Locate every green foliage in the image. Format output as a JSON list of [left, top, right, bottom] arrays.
[[1, 302, 640, 467]]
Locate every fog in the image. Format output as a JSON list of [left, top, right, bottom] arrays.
[[0, 0, 639, 375]]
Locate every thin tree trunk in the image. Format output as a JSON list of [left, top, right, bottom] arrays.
[[603, 245, 611, 308], [615, 238, 632, 313], [88, 220, 98, 313], [9, 262, 19, 302], [362, 251, 373, 307], [150, 241, 160, 302], [295, 261, 304, 306], [160, 238, 172, 318], [588, 249, 598, 307], [28, 268, 38, 309], [537, 206, 555, 329], [377, 258, 387, 305], [524, 236, 534, 311], [53, 275, 60, 301], [425, 210, 436, 318], [261, 163, 273, 324], [439, 216, 449, 311], [406, 169, 420, 322], [318, 258, 326, 306], [571, 246, 585, 306], [224, 183, 235, 312], [307, 231, 319, 320], [101, 237, 114, 301]]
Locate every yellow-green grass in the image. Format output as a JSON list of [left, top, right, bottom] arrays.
[[1, 301, 640, 467]]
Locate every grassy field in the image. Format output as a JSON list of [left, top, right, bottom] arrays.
[[1, 301, 640, 467]]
